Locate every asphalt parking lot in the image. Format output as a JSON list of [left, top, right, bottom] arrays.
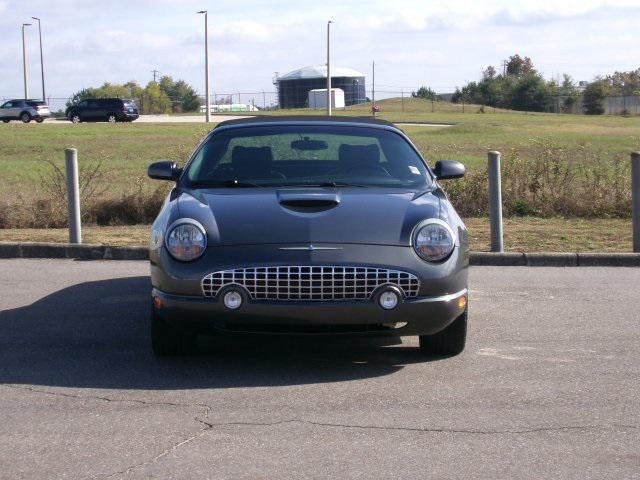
[[1, 259, 638, 479]]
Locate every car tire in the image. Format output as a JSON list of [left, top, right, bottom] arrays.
[[20, 112, 31, 123], [419, 310, 467, 356], [150, 305, 197, 356], [1, 119, 9, 123], [35, 118, 44, 123], [70, 114, 81, 123], [107, 114, 117, 123]]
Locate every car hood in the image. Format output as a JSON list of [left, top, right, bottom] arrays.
[[177, 187, 441, 247]]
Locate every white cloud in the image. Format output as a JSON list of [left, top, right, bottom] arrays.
[[215, 20, 273, 42], [0, 0, 639, 98]]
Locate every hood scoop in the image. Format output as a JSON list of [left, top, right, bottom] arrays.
[[277, 189, 340, 213]]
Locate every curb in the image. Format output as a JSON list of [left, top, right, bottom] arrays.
[[0, 242, 149, 261], [469, 252, 526, 266], [1, 242, 640, 266]]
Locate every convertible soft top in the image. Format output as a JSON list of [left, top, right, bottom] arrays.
[[215, 115, 397, 129]]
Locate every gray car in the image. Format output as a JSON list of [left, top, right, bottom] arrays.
[[0, 99, 51, 123], [147, 116, 469, 357]]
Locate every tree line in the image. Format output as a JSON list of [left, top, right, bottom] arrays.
[[67, 76, 201, 114], [582, 69, 640, 114], [413, 55, 640, 115]]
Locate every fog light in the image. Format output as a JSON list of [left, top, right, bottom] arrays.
[[379, 290, 400, 310], [223, 290, 243, 310]]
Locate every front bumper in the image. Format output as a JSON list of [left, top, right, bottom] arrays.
[[152, 287, 467, 336]]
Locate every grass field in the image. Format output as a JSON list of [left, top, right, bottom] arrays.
[[0, 217, 632, 252], [0, 98, 638, 247], [1, 97, 638, 195], [273, 97, 640, 170]]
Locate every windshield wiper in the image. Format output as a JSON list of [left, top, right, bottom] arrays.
[[289, 181, 370, 188], [223, 179, 264, 188], [321, 181, 370, 187], [190, 179, 268, 188]]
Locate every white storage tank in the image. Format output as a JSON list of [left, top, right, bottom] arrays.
[[308, 88, 345, 109]]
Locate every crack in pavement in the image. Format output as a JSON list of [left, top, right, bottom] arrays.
[[197, 418, 638, 436], [94, 409, 213, 480], [4, 384, 639, 479], [99, 418, 639, 480], [2, 384, 211, 412], [2, 384, 213, 480]]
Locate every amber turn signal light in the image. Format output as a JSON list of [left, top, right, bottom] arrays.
[[153, 296, 164, 309], [458, 295, 467, 310]]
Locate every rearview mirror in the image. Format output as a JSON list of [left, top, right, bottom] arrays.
[[148, 160, 181, 181], [433, 160, 465, 180], [291, 138, 328, 151]]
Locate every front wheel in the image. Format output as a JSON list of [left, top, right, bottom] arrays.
[[107, 114, 117, 123], [419, 310, 467, 357], [21, 112, 31, 123], [150, 305, 197, 356], [70, 114, 81, 123]]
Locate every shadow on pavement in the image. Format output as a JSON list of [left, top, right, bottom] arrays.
[[0, 276, 441, 390]]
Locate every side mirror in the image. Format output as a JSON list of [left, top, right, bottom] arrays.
[[148, 160, 181, 181], [433, 160, 465, 180]]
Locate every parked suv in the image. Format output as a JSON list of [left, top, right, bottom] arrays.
[[0, 99, 51, 123], [65, 98, 139, 123]]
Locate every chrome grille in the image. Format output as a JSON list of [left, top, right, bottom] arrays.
[[201, 266, 419, 301]]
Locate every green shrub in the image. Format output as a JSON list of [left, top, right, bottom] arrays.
[[0, 140, 633, 228], [583, 81, 609, 115], [445, 140, 631, 218]]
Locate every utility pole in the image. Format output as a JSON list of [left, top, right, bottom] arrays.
[[197, 10, 210, 123], [326, 20, 333, 116], [31, 17, 45, 102], [372, 60, 375, 117], [556, 72, 561, 114], [151, 69, 160, 83], [22, 23, 32, 99]]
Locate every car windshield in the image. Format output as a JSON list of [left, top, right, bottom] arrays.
[[184, 125, 431, 189]]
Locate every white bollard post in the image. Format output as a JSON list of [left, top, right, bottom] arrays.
[[65, 148, 82, 244], [632, 152, 640, 253], [488, 151, 504, 252]]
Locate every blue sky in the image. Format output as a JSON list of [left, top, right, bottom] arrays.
[[1, 0, 639, 100]]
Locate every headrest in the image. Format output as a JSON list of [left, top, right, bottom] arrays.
[[231, 146, 273, 177], [338, 144, 380, 169]]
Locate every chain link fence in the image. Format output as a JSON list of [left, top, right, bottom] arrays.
[[3, 91, 639, 116], [194, 89, 444, 112]]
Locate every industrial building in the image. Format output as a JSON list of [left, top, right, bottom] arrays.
[[275, 65, 366, 109]]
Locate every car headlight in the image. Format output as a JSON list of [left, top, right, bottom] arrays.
[[413, 219, 456, 262], [166, 220, 207, 261]]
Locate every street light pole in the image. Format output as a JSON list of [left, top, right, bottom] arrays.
[[326, 20, 333, 116], [32, 17, 45, 102], [197, 10, 210, 123], [22, 23, 31, 99]]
